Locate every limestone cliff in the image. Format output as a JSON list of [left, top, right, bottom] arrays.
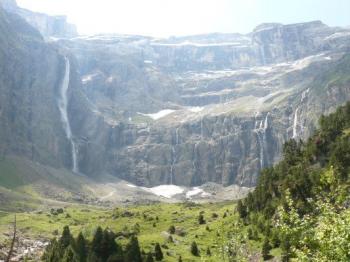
[[57, 22, 350, 186], [1, 9, 350, 188], [0, 0, 77, 38]]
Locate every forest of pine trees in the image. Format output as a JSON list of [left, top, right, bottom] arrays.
[[42, 226, 163, 262], [237, 102, 350, 261]]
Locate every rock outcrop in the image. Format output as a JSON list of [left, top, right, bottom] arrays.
[[0, 7, 78, 168], [0, 0, 77, 38]]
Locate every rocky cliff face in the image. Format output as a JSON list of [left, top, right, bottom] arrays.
[[0, 0, 77, 38], [55, 22, 350, 187], [1, 9, 350, 188], [0, 7, 80, 168]]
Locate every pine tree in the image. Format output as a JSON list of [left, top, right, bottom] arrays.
[[76, 232, 88, 262], [62, 245, 79, 262], [59, 226, 74, 250], [125, 236, 142, 262], [168, 225, 175, 234], [42, 238, 61, 262], [198, 214, 206, 225], [262, 238, 271, 261], [91, 226, 103, 259], [237, 200, 247, 219], [154, 243, 163, 261], [191, 241, 200, 256], [100, 229, 118, 261], [145, 252, 154, 262], [206, 247, 211, 256], [247, 227, 254, 240]]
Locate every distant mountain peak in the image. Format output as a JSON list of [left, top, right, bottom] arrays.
[[0, 0, 17, 11]]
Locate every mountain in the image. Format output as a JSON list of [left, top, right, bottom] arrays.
[[57, 21, 350, 187], [237, 102, 350, 261], [0, 2, 350, 189], [0, 0, 77, 38]]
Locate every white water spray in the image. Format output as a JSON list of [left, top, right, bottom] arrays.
[[292, 88, 309, 139], [255, 113, 269, 169], [200, 117, 204, 139], [292, 108, 299, 139], [169, 127, 180, 185], [58, 58, 78, 173]]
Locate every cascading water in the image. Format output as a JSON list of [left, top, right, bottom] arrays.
[[58, 57, 79, 173], [292, 88, 309, 139], [255, 113, 269, 169], [200, 117, 204, 139], [292, 108, 299, 139], [169, 127, 180, 185]]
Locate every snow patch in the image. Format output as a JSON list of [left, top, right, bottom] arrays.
[[144, 60, 153, 64], [126, 184, 137, 188], [82, 73, 99, 83], [188, 107, 204, 113], [138, 109, 176, 120], [151, 41, 245, 47], [186, 187, 203, 198], [144, 185, 184, 198]]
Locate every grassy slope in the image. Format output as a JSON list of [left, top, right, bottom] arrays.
[[0, 202, 244, 261]]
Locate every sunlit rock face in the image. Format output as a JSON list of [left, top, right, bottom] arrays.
[[1, 7, 350, 188], [57, 21, 350, 187]]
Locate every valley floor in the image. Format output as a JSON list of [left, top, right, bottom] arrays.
[[0, 201, 279, 261]]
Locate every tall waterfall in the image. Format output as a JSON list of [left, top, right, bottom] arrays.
[[292, 88, 309, 139], [255, 113, 269, 169], [292, 108, 299, 139], [58, 58, 79, 173], [169, 127, 180, 184]]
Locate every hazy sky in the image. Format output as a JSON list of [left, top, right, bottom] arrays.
[[16, 0, 350, 37]]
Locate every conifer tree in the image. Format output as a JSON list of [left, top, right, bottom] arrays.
[[76, 232, 88, 262], [90, 226, 103, 259], [59, 226, 74, 250], [168, 225, 175, 234], [62, 245, 79, 262], [198, 214, 206, 225], [237, 200, 247, 219], [42, 238, 61, 262], [125, 236, 142, 262], [145, 252, 154, 262], [154, 243, 163, 261], [262, 238, 271, 261], [191, 241, 200, 256], [206, 247, 211, 256]]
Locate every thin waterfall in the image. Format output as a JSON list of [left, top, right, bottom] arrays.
[[169, 127, 180, 185], [58, 57, 78, 173], [292, 108, 299, 139], [200, 117, 204, 139], [255, 112, 269, 169], [292, 88, 309, 139]]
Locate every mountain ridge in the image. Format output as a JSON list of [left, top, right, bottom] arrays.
[[0, 3, 350, 188]]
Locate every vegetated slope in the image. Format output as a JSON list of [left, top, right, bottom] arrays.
[[0, 202, 242, 261], [237, 102, 350, 261]]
